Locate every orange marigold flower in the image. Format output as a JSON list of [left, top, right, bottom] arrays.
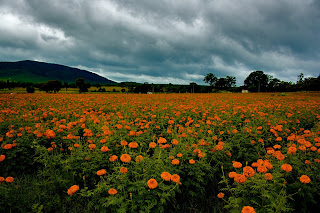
[[147, 178, 158, 189], [149, 142, 157, 148], [305, 160, 311, 165], [243, 166, 255, 177], [135, 155, 143, 162], [97, 169, 107, 176], [257, 165, 268, 173], [0, 177, 4, 182], [120, 167, 128, 174], [189, 159, 195, 164], [171, 174, 181, 184], [88, 144, 96, 150], [120, 154, 131, 163], [108, 188, 117, 195], [228, 172, 237, 178], [281, 164, 292, 173], [158, 137, 167, 144], [171, 139, 179, 145], [177, 153, 183, 157], [5, 177, 14, 183], [198, 152, 206, 158], [168, 155, 175, 160], [300, 175, 311, 184], [0, 155, 5, 162], [273, 144, 281, 149], [172, 159, 179, 165], [67, 185, 79, 196], [101, 146, 110, 152], [241, 206, 255, 213], [276, 153, 285, 161], [128, 142, 138, 148], [120, 140, 128, 146], [233, 162, 242, 168], [215, 144, 223, 151], [234, 174, 247, 183], [109, 155, 118, 162], [161, 172, 171, 181], [264, 173, 273, 180], [3, 144, 13, 150], [217, 192, 224, 198]]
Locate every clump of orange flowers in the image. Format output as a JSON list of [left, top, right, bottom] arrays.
[[5, 177, 14, 183], [233, 161, 242, 168], [161, 172, 171, 181], [171, 174, 181, 185], [120, 167, 128, 174], [281, 164, 292, 173], [241, 206, 255, 213], [120, 154, 131, 163], [67, 185, 79, 196], [147, 178, 158, 189], [300, 175, 311, 184], [172, 159, 179, 165], [217, 192, 224, 198], [97, 169, 107, 176], [108, 188, 117, 195]]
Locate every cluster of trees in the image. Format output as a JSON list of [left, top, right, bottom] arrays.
[[122, 82, 213, 93], [203, 74, 236, 89], [24, 79, 93, 93], [203, 71, 320, 92], [1, 70, 319, 94], [243, 71, 320, 92]]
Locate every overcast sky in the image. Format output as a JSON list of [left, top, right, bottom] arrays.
[[1, 0, 319, 85]]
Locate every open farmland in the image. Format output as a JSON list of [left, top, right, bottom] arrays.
[[1, 93, 320, 212]]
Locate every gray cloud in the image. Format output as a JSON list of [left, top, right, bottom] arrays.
[[1, 0, 319, 85]]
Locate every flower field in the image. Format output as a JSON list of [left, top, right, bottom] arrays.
[[1, 93, 320, 212]]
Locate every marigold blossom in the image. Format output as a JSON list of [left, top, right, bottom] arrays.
[[147, 178, 158, 189], [171, 174, 181, 184], [67, 185, 79, 196], [120, 154, 131, 163], [281, 164, 292, 173], [300, 175, 311, 184], [0, 155, 5, 162], [217, 192, 224, 198], [97, 169, 107, 176], [233, 162, 242, 168], [5, 177, 14, 183], [108, 188, 117, 195], [172, 159, 179, 165], [241, 206, 255, 213], [161, 172, 171, 181]]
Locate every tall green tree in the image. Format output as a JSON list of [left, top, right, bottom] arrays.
[[40, 80, 62, 93], [244, 71, 268, 92], [203, 73, 218, 87], [76, 78, 88, 93]]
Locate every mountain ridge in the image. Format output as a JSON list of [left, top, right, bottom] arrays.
[[0, 60, 116, 84]]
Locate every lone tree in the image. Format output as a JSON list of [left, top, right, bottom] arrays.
[[204, 73, 218, 87], [76, 78, 88, 93], [244, 71, 268, 92], [41, 80, 62, 93]]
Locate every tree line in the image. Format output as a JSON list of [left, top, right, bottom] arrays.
[[203, 71, 320, 92], [1, 71, 319, 93]]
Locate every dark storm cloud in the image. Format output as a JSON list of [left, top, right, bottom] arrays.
[[1, 0, 319, 84]]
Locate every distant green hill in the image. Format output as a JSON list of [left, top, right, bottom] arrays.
[[0, 60, 116, 84]]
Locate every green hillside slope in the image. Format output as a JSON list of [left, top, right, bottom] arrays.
[[0, 60, 116, 84]]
